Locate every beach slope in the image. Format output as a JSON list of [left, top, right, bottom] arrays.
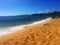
[[0, 18, 60, 45]]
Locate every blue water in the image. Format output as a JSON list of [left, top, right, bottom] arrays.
[[0, 15, 51, 28]]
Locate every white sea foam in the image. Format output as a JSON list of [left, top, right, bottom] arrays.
[[0, 17, 52, 37]]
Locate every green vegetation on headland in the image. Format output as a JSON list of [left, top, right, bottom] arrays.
[[50, 11, 60, 18], [32, 11, 60, 18]]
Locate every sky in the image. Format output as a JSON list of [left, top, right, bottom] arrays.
[[0, 0, 60, 16]]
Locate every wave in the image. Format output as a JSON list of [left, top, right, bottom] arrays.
[[0, 17, 52, 37]]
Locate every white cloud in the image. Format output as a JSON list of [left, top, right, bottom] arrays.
[[38, 11, 44, 13]]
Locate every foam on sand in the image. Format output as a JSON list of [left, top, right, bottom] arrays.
[[0, 17, 52, 37]]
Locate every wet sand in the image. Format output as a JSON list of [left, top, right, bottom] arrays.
[[0, 18, 60, 45]]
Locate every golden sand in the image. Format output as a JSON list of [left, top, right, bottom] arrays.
[[0, 18, 60, 45]]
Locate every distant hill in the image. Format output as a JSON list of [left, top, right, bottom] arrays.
[[32, 11, 60, 18], [50, 11, 60, 18], [0, 11, 60, 20]]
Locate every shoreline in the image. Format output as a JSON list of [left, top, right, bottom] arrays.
[[0, 17, 52, 37]]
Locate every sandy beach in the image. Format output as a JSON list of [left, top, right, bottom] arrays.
[[0, 18, 60, 45]]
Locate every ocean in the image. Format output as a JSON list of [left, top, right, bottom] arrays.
[[0, 15, 52, 36], [0, 15, 51, 28]]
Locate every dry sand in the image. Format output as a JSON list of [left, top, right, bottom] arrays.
[[0, 18, 60, 45]]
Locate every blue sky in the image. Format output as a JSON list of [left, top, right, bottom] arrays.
[[0, 0, 60, 16]]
